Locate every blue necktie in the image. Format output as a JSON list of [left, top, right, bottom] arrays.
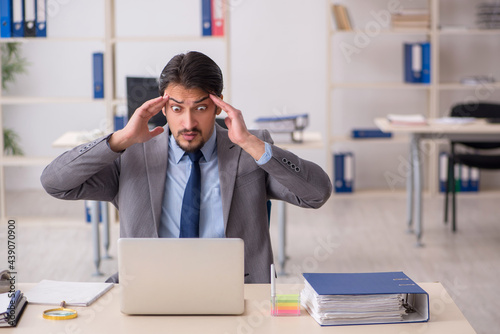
[[179, 151, 203, 238]]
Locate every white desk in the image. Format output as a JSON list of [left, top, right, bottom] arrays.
[[7, 282, 476, 333], [375, 118, 500, 246]]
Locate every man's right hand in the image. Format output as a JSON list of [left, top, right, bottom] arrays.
[[108, 95, 169, 152]]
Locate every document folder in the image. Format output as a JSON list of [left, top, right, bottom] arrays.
[[0, 0, 12, 38], [93, 52, 104, 99], [12, 0, 23, 37], [301, 271, 429, 326], [24, 0, 36, 37], [35, 0, 46, 37]]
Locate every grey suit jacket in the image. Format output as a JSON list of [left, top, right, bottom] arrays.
[[41, 124, 332, 283]]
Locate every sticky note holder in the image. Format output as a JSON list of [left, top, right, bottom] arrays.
[[271, 294, 301, 316]]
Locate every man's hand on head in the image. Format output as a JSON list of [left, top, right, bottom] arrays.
[[210, 94, 265, 161], [108, 95, 169, 152]]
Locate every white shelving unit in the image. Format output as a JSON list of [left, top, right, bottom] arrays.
[[0, 0, 232, 220], [326, 0, 500, 195]]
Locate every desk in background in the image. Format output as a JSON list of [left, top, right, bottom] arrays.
[[7, 282, 476, 333], [375, 118, 500, 246], [272, 132, 323, 274], [52, 131, 111, 276]]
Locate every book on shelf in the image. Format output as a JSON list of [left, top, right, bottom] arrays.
[[391, 8, 430, 29], [351, 128, 392, 139], [211, 0, 224, 36], [331, 4, 352, 31], [300, 271, 429, 326], [476, 2, 500, 29], [333, 152, 354, 193], [254, 113, 309, 143], [1, 0, 47, 38], [201, 0, 212, 36], [404, 42, 430, 84], [386, 114, 427, 126], [460, 75, 496, 85]]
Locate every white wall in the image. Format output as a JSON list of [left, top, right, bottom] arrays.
[[4, 0, 328, 190]]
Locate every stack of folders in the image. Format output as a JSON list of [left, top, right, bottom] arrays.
[[0, 0, 47, 38], [0, 290, 27, 327], [300, 272, 429, 326], [387, 114, 427, 126], [391, 9, 430, 29], [476, 2, 500, 29]]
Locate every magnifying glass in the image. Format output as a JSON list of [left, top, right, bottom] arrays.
[[43, 301, 77, 320]]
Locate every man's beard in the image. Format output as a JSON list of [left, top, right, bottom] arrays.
[[175, 129, 205, 153]]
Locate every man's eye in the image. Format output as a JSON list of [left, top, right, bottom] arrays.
[[171, 106, 181, 112], [196, 106, 207, 111]]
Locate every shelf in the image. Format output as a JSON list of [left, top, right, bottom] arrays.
[[439, 28, 500, 35], [0, 37, 105, 43], [273, 132, 323, 150], [0, 97, 105, 105], [1, 156, 55, 166], [438, 83, 500, 90], [331, 82, 431, 90], [330, 29, 431, 36], [112, 35, 225, 43], [329, 135, 409, 144]]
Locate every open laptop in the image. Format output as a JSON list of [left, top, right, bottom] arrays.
[[117, 238, 245, 315]]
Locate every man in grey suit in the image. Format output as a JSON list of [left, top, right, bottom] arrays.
[[41, 51, 332, 283]]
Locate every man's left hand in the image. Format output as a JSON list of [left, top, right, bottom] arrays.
[[210, 94, 266, 161]]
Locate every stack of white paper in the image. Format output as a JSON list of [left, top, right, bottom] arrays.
[[301, 281, 405, 326], [387, 114, 427, 126], [24, 280, 114, 307]]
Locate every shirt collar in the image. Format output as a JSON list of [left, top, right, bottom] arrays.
[[169, 125, 217, 164]]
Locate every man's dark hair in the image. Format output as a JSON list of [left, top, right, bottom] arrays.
[[158, 51, 223, 97]]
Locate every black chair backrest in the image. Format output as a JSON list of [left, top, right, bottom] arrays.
[[451, 102, 500, 118], [450, 102, 500, 150]]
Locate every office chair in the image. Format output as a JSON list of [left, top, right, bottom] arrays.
[[444, 102, 500, 232]]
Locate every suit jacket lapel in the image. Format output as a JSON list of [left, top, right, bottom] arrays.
[[216, 125, 240, 231], [143, 128, 169, 235]]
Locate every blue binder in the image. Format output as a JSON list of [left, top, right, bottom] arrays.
[[93, 52, 104, 99], [35, 0, 46, 37], [302, 272, 430, 326], [469, 167, 479, 192], [351, 128, 392, 139], [201, 0, 212, 36], [404, 42, 431, 84], [404, 43, 421, 83], [0, 0, 12, 38], [333, 152, 354, 193], [421, 42, 431, 83], [438, 152, 448, 193], [12, 0, 23, 37]]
